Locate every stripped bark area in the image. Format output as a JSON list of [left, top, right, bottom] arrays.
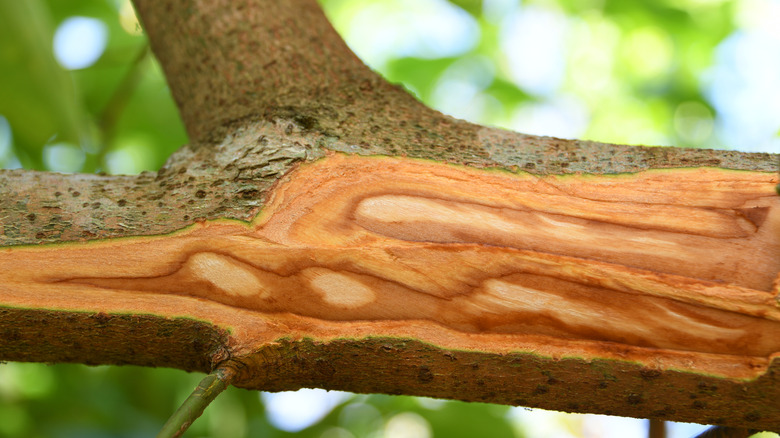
[[7, 154, 780, 357], [2, 154, 780, 431]]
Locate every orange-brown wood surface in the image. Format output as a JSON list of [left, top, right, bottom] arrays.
[[3, 154, 779, 366], [4, 153, 780, 429]]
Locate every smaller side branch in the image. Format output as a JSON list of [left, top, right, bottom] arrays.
[[157, 365, 237, 438], [649, 419, 666, 438]]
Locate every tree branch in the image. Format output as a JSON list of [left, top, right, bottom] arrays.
[[0, 0, 778, 432], [157, 366, 236, 438]]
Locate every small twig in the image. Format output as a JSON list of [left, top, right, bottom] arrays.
[[157, 365, 236, 438], [95, 43, 150, 164], [692, 426, 758, 438], [648, 419, 666, 438]]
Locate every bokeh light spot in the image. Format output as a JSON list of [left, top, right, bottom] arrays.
[[53, 16, 108, 70], [673, 101, 714, 145], [384, 412, 432, 438], [104, 136, 156, 174], [43, 142, 86, 173], [621, 26, 674, 80], [501, 5, 569, 96], [261, 389, 350, 432], [335, 0, 479, 69], [0, 115, 11, 160], [338, 401, 384, 436]]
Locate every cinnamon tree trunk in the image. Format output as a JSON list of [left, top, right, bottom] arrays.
[[1, 0, 779, 431]]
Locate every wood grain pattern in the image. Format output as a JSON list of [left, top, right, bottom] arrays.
[[2, 154, 779, 362]]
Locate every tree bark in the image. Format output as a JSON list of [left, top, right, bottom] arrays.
[[1, 0, 779, 431]]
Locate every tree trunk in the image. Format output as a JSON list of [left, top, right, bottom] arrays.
[[1, 0, 779, 431]]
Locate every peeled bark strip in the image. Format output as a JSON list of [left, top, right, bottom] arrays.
[[1, 0, 780, 432], [2, 153, 780, 429]]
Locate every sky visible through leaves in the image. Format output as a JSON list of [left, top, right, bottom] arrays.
[[0, 0, 779, 437]]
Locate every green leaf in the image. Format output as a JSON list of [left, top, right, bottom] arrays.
[[384, 57, 460, 101], [0, 0, 89, 169], [484, 77, 534, 109], [447, 0, 484, 18]]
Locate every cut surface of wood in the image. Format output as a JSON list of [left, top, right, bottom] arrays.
[[2, 153, 779, 362], [3, 153, 780, 429]]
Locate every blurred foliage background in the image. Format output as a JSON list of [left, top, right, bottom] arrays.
[[1, 0, 779, 437]]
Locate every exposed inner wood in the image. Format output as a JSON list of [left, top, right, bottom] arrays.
[[2, 154, 779, 359]]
